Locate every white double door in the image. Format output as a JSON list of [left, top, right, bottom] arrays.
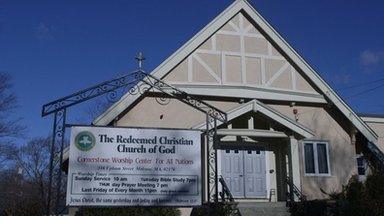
[[221, 149, 267, 198]]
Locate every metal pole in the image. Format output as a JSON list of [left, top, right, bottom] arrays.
[[205, 113, 210, 204], [46, 112, 58, 216], [205, 114, 211, 216], [55, 109, 66, 214], [214, 119, 218, 203]]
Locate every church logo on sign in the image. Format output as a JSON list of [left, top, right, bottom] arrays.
[[75, 131, 96, 151]]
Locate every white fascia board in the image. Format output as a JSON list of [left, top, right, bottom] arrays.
[[252, 100, 314, 138], [194, 99, 315, 138], [169, 83, 327, 104], [361, 117, 384, 124], [217, 128, 288, 138], [193, 100, 254, 129], [241, 1, 377, 142]]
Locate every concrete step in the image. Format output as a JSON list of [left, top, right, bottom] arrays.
[[237, 202, 289, 216]]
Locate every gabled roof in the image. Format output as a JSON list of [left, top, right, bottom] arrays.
[[94, 0, 377, 143], [193, 99, 315, 138]]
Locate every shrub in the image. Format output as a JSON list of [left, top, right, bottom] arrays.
[[365, 172, 384, 201], [190, 203, 232, 216], [363, 173, 384, 216], [289, 173, 384, 216], [76, 207, 181, 216], [289, 200, 328, 216]]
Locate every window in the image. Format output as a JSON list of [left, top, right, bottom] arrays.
[[303, 141, 331, 176], [356, 157, 366, 176]]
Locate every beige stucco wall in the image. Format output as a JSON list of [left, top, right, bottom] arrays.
[[270, 104, 357, 200], [115, 97, 240, 128], [366, 121, 384, 152], [115, 96, 357, 200]]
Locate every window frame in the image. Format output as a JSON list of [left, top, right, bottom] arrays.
[[356, 154, 366, 176], [302, 140, 331, 177]]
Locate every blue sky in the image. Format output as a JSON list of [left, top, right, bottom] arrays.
[[1, 0, 384, 139]]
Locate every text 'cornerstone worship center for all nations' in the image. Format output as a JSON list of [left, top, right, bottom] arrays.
[[62, 0, 384, 214]]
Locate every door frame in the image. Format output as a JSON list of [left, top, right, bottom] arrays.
[[218, 147, 270, 199]]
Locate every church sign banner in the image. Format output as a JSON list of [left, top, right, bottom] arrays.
[[66, 126, 202, 206]]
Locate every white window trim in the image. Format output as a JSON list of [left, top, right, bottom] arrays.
[[355, 154, 367, 176], [302, 140, 331, 177]]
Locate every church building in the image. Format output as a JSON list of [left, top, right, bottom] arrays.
[[66, 0, 384, 214]]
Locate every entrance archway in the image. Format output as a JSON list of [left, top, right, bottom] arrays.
[[41, 55, 227, 214]]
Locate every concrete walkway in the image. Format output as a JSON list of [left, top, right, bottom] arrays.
[[237, 202, 289, 216]]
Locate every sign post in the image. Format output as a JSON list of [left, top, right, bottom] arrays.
[[66, 126, 202, 206]]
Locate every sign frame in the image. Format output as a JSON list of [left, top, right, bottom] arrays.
[[66, 125, 205, 207]]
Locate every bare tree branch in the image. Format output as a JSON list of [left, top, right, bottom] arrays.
[[0, 72, 26, 167]]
